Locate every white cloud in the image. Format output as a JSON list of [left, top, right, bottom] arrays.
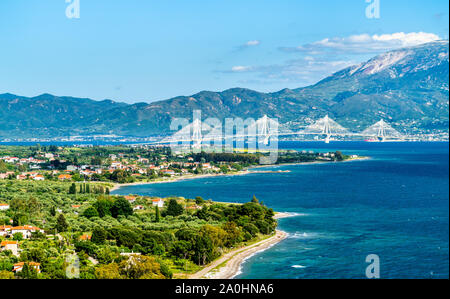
[[227, 57, 355, 85], [224, 32, 442, 88], [281, 32, 441, 54], [237, 40, 261, 50], [231, 66, 253, 72], [245, 40, 261, 47]]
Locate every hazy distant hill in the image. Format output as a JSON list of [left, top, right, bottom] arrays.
[[1, 40, 448, 138]]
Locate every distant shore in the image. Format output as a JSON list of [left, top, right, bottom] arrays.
[[109, 171, 251, 192], [110, 157, 369, 193]]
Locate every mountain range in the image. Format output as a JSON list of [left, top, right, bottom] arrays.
[[1, 40, 448, 139]]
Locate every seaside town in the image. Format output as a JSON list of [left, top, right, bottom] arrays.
[[0, 144, 353, 184]]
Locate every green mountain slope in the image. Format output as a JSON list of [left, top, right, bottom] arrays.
[[1, 40, 448, 138]]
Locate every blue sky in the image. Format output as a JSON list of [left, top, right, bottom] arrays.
[[0, 0, 448, 103]]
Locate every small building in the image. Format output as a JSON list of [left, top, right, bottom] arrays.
[[79, 234, 91, 241], [66, 165, 79, 171], [0, 225, 12, 237], [161, 169, 175, 176], [0, 240, 19, 256], [133, 205, 145, 211], [202, 163, 212, 169], [10, 225, 44, 239], [152, 198, 164, 208], [0, 173, 8, 180], [58, 174, 72, 181], [0, 203, 10, 211], [124, 196, 136, 203], [16, 174, 27, 180], [13, 262, 41, 273], [33, 175, 45, 181]]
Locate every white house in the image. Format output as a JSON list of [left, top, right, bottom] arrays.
[[33, 175, 45, 181], [133, 205, 145, 211], [124, 196, 136, 203], [0, 203, 10, 211], [152, 198, 164, 208], [0, 225, 12, 237], [0, 240, 19, 256], [10, 225, 44, 239], [66, 165, 79, 171], [13, 262, 41, 273]]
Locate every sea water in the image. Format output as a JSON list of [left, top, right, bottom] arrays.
[[113, 142, 449, 279]]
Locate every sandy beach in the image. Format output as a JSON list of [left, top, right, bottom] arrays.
[[109, 171, 251, 192], [188, 230, 288, 279]]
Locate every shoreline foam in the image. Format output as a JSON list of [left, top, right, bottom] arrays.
[[189, 230, 289, 279]]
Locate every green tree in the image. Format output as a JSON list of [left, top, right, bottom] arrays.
[[193, 235, 214, 265], [82, 206, 99, 219], [155, 206, 160, 223], [222, 222, 243, 247], [55, 214, 68, 233], [12, 213, 28, 226], [170, 240, 192, 260], [91, 227, 107, 244], [0, 270, 14, 279], [93, 197, 114, 218], [335, 151, 344, 161], [111, 198, 133, 218], [165, 199, 183, 217], [96, 247, 118, 264], [13, 232, 23, 241], [50, 206, 56, 217], [95, 263, 122, 279], [118, 255, 169, 279], [69, 183, 77, 195], [195, 196, 205, 205]]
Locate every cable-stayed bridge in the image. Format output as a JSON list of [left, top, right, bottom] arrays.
[[157, 115, 405, 145]]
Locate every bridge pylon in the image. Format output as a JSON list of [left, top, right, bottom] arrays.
[[362, 119, 403, 141]]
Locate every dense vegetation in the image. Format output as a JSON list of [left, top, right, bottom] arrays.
[[0, 178, 276, 279]]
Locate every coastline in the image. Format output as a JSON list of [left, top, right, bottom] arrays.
[[188, 230, 288, 279], [109, 171, 251, 192], [186, 212, 297, 279], [110, 157, 370, 193], [109, 158, 368, 279]]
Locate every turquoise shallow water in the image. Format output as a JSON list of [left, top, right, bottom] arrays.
[[113, 142, 449, 279]]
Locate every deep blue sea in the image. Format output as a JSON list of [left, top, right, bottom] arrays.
[[113, 142, 449, 279]]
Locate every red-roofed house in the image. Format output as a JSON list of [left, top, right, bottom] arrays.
[[13, 262, 41, 273], [58, 174, 72, 181], [124, 196, 136, 203], [152, 198, 164, 208], [1, 240, 19, 256], [79, 234, 91, 241], [10, 225, 44, 239]]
